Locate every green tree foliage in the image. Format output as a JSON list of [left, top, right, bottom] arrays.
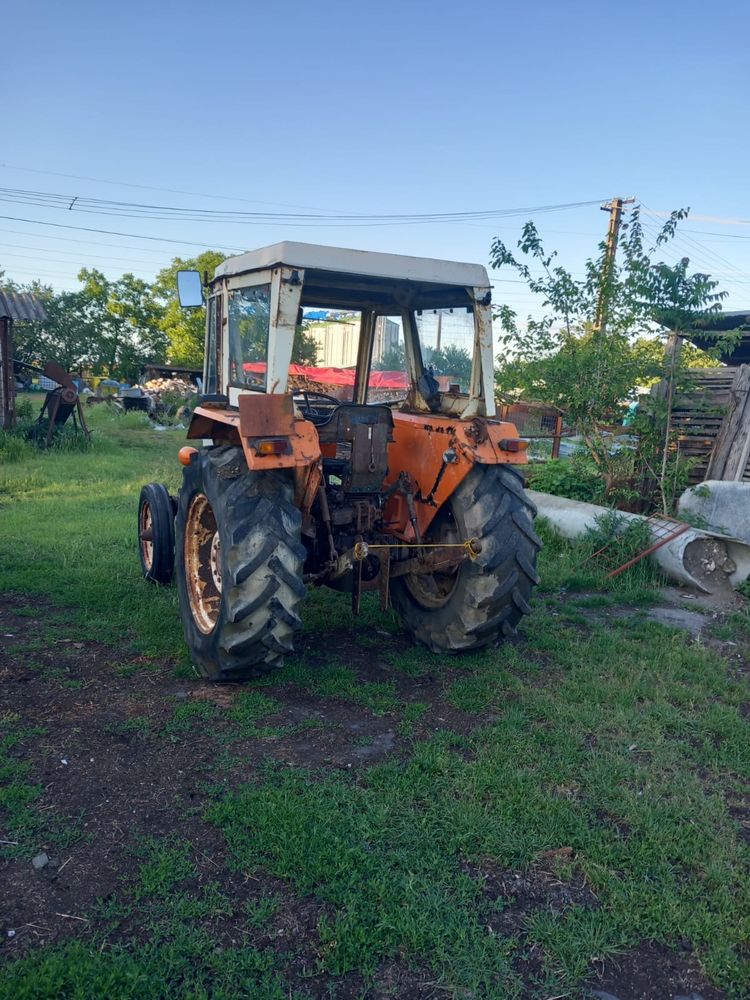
[[13, 286, 97, 371], [426, 344, 472, 388], [153, 252, 225, 367], [373, 342, 406, 371], [490, 208, 729, 509], [293, 324, 320, 366], [154, 253, 319, 368], [4, 251, 326, 383], [77, 269, 167, 381], [9, 272, 166, 381]]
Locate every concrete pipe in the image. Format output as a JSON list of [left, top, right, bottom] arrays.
[[527, 490, 750, 594]]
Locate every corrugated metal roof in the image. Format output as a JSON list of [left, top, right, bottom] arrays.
[[0, 289, 46, 322], [684, 310, 750, 364]]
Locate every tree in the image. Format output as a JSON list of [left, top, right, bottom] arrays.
[[293, 324, 320, 366], [77, 269, 167, 381], [14, 286, 98, 372], [9, 273, 165, 380], [373, 342, 406, 371], [490, 208, 729, 509], [428, 344, 472, 389]]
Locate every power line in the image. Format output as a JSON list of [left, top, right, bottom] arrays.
[[2, 265, 106, 281], [0, 250, 156, 273], [0, 242, 169, 267], [0, 226, 183, 256], [0, 161, 351, 213], [0, 186, 607, 226], [682, 229, 750, 241], [638, 216, 750, 299], [0, 214, 244, 252], [646, 208, 750, 227]]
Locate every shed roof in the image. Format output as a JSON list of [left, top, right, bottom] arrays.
[[683, 311, 750, 364], [0, 289, 46, 322]]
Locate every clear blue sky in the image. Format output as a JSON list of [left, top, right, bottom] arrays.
[[3, 0, 750, 316]]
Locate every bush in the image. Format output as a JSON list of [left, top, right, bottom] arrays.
[[0, 431, 34, 463], [526, 456, 605, 504], [15, 398, 35, 422]]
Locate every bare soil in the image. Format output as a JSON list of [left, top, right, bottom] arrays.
[[586, 941, 727, 1000]]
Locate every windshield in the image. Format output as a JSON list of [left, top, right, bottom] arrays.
[[293, 310, 410, 403], [417, 310, 474, 392]]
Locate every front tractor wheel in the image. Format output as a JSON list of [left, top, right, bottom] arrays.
[[175, 446, 306, 682], [138, 482, 175, 584], [390, 465, 540, 652]]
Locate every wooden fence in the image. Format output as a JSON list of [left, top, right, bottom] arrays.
[[670, 366, 750, 483]]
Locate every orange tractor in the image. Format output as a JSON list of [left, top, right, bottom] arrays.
[[138, 242, 539, 680]]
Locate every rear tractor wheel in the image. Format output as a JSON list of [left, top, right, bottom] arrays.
[[138, 482, 176, 584], [175, 446, 306, 682], [390, 464, 540, 652]]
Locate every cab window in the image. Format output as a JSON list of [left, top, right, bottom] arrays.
[[228, 284, 271, 389]]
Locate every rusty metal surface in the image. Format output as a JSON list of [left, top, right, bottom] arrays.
[[238, 391, 295, 438], [0, 318, 14, 430], [317, 404, 393, 494], [184, 494, 221, 634], [0, 290, 46, 322]]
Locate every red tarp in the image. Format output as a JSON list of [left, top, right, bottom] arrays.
[[243, 363, 409, 389]]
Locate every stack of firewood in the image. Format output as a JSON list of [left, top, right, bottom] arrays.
[[142, 377, 196, 395]]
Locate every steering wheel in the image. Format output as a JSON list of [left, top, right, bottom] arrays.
[[294, 390, 340, 421]]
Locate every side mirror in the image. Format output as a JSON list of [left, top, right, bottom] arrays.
[[177, 270, 204, 308]]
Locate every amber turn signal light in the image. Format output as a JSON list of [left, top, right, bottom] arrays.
[[178, 446, 198, 466], [253, 438, 289, 456], [499, 438, 529, 452]]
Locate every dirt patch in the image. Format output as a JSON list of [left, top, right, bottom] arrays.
[[585, 940, 725, 999], [465, 855, 599, 935], [645, 606, 707, 637], [0, 594, 738, 998], [725, 790, 750, 845]]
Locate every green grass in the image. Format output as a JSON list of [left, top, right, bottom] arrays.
[[1, 413, 750, 997], [210, 617, 750, 994], [0, 935, 295, 1000], [272, 656, 402, 715], [105, 715, 151, 738], [0, 405, 184, 659]]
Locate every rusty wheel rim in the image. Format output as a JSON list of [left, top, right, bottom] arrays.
[[139, 501, 154, 571], [403, 506, 461, 610], [184, 494, 222, 634]]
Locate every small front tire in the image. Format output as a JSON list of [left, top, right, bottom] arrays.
[[138, 482, 175, 584]]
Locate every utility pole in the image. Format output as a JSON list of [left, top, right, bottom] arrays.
[[593, 196, 635, 335]]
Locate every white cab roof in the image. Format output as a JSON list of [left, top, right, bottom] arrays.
[[214, 241, 490, 288]]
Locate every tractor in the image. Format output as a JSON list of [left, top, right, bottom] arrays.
[[138, 242, 540, 681]]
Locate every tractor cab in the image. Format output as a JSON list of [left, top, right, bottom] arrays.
[[177, 241, 497, 423]]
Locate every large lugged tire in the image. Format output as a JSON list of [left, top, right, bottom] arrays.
[[138, 483, 175, 584], [175, 446, 306, 681], [390, 464, 540, 652]]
